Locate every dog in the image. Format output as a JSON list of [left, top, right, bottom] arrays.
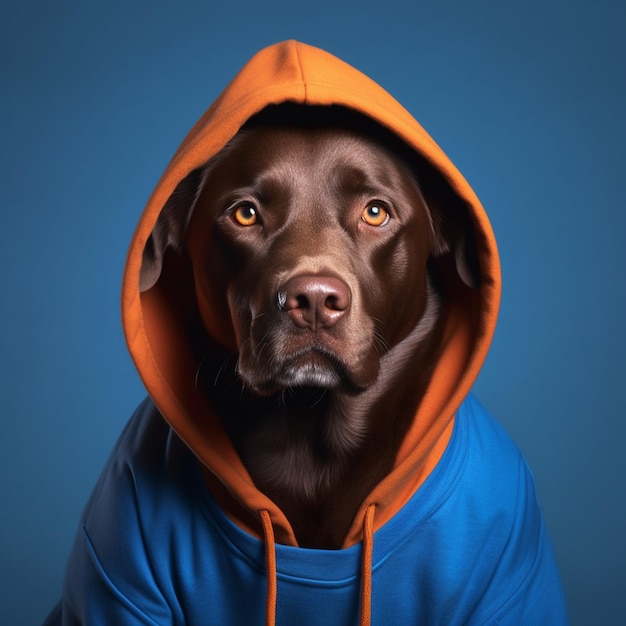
[[173, 109, 477, 549]]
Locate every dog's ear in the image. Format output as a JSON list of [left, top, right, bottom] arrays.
[[426, 189, 481, 289], [140, 168, 205, 292]]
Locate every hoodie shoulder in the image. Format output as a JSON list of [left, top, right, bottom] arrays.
[[58, 399, 201, 625], [443, 395, 569, 624]]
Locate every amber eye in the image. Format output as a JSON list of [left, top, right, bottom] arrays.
[[361, 203, 390, 227], [233, 203, 258, 226]]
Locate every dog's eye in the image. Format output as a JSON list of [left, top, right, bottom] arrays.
[[233, 204, 258, 226], [361, 203, 390, 227]]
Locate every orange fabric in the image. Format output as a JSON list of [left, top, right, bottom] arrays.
[[121, 40, 501, 554], [360, 505, 376, 626], [259, 510, 278, 626]]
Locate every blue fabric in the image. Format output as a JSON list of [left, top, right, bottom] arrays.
[[46, 395, 568, 625]]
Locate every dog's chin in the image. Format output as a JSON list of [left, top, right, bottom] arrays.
[[242, 349, 367, 398]]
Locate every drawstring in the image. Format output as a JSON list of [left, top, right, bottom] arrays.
[[360, 504, 376, 626], [259, 505, 376, 626], [259, 510, 277, 626]]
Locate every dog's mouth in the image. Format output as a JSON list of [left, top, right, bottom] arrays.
[[279, 349, 343, 387], [243, 346, 364, 397]]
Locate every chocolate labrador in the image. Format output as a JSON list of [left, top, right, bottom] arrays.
[[170, 109, 476, 549]]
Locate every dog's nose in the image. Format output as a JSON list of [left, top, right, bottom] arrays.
[[278, 275, 351, 330]]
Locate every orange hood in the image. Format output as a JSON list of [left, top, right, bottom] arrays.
[[121, 40, 501, 549]]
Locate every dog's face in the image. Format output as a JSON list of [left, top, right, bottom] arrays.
[[186, 126, 439, 397]]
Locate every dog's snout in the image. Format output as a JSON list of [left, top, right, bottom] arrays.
[[278, 275, 351, 330]]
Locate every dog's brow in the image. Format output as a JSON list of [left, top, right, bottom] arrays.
[[332, 160, 405, 199]]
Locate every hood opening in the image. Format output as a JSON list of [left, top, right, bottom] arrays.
[[141, 102, 483, 295]]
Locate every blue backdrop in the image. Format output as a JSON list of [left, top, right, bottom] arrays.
[[2, 1, 624, 624]]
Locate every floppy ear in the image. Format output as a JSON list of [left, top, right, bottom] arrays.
[[425, 188, 481, 289], [140, 167, 206, 292]]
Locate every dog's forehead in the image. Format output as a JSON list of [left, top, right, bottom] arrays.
[[221, 125, 414, 185]]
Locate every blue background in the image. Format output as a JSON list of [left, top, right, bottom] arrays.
[[2, 1, 624, 624]]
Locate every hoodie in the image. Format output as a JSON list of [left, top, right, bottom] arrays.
[[45, 41, 568, 625]]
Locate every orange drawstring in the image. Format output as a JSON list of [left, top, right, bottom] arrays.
[[259, 510, 277, 626], [360, 504, 376, 626], [260, 505, 375, 626]]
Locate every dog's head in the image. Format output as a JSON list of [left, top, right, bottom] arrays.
[[141, 107, 479, 400]]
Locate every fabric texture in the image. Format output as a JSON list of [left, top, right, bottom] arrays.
[[45, 40, 568, 624], [47, 396, 567, 625]]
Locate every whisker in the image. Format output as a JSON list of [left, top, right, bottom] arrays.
[[305, 387, 328, 408], [194, 351, 210, 391], [213, 352, 238, 388], [370, 318, 391, 354], [253, 329, 276, 363]]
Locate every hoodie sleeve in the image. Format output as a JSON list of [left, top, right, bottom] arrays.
[[49, 525, 172, 626], [460, 397, 569, 625], [479, 469, 569, 625], [45, 400, 176, 626]]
